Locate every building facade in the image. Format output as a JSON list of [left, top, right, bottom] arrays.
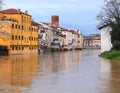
[[99, 26, 112, 52], [39, 16, 83, 51], [0, 8, 39, 54], [39, 22, 53, 49], [83, 34, 101, 49]]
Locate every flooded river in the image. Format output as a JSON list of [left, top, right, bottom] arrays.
[[0, 49, 120, 93]]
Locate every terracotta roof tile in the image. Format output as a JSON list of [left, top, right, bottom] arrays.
[[40, 30, 46, 33], [0, 8, 31, 16], [32, 21, 39, 26]]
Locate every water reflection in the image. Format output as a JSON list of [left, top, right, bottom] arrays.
[[0, 51, 82, 93], [100, 58, 120, 93], [32, 50, 101, 93], [109, 60, 120, 93], [0, 53, 38, 93], [38, 51, 82, 75], [1, 50, 120, 93]]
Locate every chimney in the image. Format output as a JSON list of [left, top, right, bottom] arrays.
[[17, 9, 21, 14], [51, 15, 59, 27], [25, 10, 28, 14]]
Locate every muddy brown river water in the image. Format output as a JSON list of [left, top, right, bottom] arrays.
[[0, 49, 120, 93]]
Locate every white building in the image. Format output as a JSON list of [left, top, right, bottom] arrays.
[[61, 28, 73, 50], [99, 25, 113, 52]]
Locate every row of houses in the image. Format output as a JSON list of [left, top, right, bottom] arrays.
[[83, 34, 101, 49], [0, 8, 83, 55], [39, 17, 83, 51]]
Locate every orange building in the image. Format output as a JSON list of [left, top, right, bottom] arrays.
[[0, 8, 39, 54]]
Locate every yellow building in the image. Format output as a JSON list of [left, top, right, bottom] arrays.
[[0, 8, 39, 54]]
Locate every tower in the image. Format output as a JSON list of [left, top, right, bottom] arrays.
[[51, 15, 59, 27]]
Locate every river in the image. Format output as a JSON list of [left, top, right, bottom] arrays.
[[0, 49, 120, 93]]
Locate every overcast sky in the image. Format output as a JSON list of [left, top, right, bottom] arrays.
[[3, 0, 104, 35]]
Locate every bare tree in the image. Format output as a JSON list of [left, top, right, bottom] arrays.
[[97, 0, 120, 50], [97, 0, 120, 31]]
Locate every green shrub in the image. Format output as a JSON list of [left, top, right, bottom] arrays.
[[100, 50, 120, 60]]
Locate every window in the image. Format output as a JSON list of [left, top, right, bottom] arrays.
[[16, 47, 18, 50], [29, 27, 31, 31], [22, 47, 24, 50], [18, 25, 20, 30], [12, 47, 14, 50], [22, 36, 24, 40], [21, 16, 23, 22], [12, 24, 14, 29], [15, 25, 17, 29], [22, 25, 24, 30], [15, 36, 17, 40], [12, 35, 14, 40], [19, 36, 20, 40]]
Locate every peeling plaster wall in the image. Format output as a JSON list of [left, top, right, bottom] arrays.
[[101, 26, 113, 52]]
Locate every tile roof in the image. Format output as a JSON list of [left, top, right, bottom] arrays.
[[32, 21, 39, 26], [42, 22, 62, 28], [40, 30, 46, 33], [42, 22, 51, 26], [0, 8, 31, 16], [41, 22, 81, 35], [57, 32, 66, 37]]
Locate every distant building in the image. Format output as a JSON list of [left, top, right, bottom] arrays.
[[61, 28, 83, 50], [39, 16, 83, 51], [83, 34, 101, 49]]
